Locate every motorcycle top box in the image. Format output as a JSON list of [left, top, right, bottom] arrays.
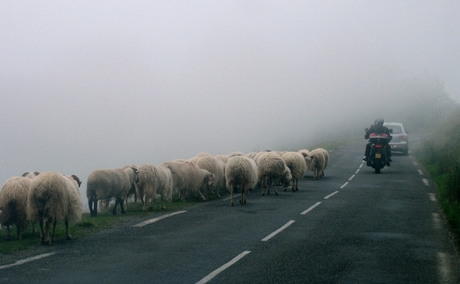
[[368, 133, 389, 143]]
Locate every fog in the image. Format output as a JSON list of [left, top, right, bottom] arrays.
[[1, 1, 459, 202]]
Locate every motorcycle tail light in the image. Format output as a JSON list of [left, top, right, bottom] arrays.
[[376, 144, 382, 148]]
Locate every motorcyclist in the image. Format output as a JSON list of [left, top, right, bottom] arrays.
[[363, 118, 392, 165]]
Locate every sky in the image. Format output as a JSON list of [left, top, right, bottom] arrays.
[[1, 1, 459, 202]]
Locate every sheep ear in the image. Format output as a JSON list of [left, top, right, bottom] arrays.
[[22, 172, 30, 177]]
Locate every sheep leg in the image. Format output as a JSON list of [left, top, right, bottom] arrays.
[[89, 199, 97, 217], [197, 190, 207, 201], [15, 221, 21, 240], [39, 218, 45, 241], [230, 187, 234, 206], [5, 225, 11, 240], [112, 199, 119, 215], [120, 198, 126, 214], [65, 218, 72, 240], [43, 218, 51, 245], [51, 220, 57, 241]]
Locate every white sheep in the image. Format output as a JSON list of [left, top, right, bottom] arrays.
[[215, 155, 229, 165], [135, 164, 174, 211], [0, 172, 39, 240], [316, 148, 329, 177], [86, 166, 139, 217], [195, 156, 226, 198], [308, 149, 326, 180], [282, 152, 307, 191], [298, 149, 312, 176], [27, 172, 82, 244], [256, 152, 291, 196], [225, 155, 258, 206], [161, 161, 216, 201], [227, 151, 245, 158]]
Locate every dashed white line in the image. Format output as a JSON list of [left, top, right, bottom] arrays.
[[262, 220, 295, 242], [429, 193, 437, 202], [437, 252, 452, 284], [418, 169, 424, 176], [0, 252, 56, 270], [348, 175, 355, 181], [413, 161, 418, 166], [324, 191, 339, 199], [132, 211, 187, 227], [223, 194, 240, 201], [196, 251, 251, 284], [340, 182, 348, 189], [423, 179, 430, 186], [355, 169, 360, 174], [301, 202, 321, 215], [432, 212, 442, 230]]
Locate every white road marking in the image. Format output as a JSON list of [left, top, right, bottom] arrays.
[[355, 169, 360, 174], [301, 202, 321, 215], [340, 182, 348, 189], [413, 161, 418, 166], [432, 213, 442, 230], [349, 175, 355, 181], [423, 179, 430, 186], [437, 252, 452, 284], [429, 193, 437, 202], [196, 251, 251, 284], [262, 220, 295, 242], [324, 191, 339, 199], [132, 211, 187, 227], [359, 163, 363, 168], [223, 194, 240, 201], [0, 252, 55, 270], [418, 169, 424, 176]]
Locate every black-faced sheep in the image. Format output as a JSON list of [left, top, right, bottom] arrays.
[[86, 166, 139, 217], [225, 156, 258, 206], [0, 172, 39, 240], [161, 161, 216, 201], [135, 164, 174, 211], [195, 156, 226, 198], [256, 152, 291, 196], [282, 152, 307, 191], [308, 149, 326, 180], [27, 172, 82, 244]]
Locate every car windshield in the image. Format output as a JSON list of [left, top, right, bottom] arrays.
[[388, 126, 402, 134]]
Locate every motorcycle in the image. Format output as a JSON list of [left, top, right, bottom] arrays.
[[366, 132, 390, 173]]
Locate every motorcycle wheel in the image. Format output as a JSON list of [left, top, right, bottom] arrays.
[[374, 158, 381, 173]]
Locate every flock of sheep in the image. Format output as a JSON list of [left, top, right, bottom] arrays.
[[0, 147, 329, 244]]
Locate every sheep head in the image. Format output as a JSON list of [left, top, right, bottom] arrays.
[[71, 175, 82, 187]]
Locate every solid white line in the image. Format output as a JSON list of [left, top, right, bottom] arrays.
[[423, 179, 430, 186], [340, 182, 348, 189], [0, 252, 56, 270], [261, 220, 295, 242], [348, 175, 355, 181], [196, 251, 251, 284], [418, 169, 424, 176], [301, 202, 321, 215], [324, 191, 339, 199], [132, 211, 187, 227]]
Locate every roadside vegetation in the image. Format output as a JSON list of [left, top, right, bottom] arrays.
[[414, 106, 460, 246]]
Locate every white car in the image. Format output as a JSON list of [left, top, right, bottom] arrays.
[[384, 122, 409, 155]]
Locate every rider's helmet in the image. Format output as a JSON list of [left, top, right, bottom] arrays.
[[374, 117, 384, 126]]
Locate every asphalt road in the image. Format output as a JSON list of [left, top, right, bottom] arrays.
[[1, 137, 459, 283]]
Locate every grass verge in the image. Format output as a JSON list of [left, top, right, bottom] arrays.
[[0, 196, 207, 255]]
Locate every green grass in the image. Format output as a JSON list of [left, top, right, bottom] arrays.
[[414, 106, 460, 247], [0, 195, 209, 255]]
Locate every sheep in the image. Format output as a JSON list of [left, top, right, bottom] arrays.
[[86, 166, 139, 217], [215, 155, 229, 165], [225, 156, 258, 206], [227, 151, 245, 158], [256, 152, 291, 196], [298, 149, 312, 177], [308, 149, 326, 180], [195, 156, 226, 198], [161, 161, 216, 201], [316, 148, 329, 177], [135, 164, 174, 211], [27, 172, 82, 244], [0, 172, 39, 240], [282, 152, 307, 191]]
